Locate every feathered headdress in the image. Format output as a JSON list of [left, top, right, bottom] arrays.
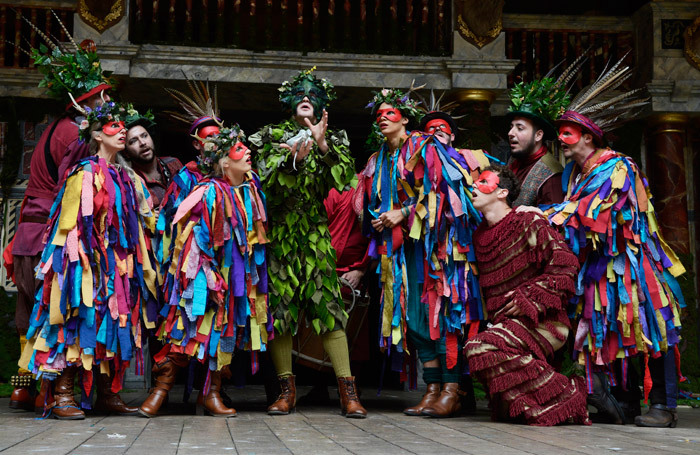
[[506, 53, 589, 140], [557, 52, 648, 143], [15, 9, 113, 110], [416, 90, 461, 137], [164, 72, 222, 135], [71, 101, 134, 143]]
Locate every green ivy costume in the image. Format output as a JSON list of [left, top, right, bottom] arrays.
[[249, 119, 356, 336]]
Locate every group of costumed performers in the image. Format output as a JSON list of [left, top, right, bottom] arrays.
[[248, 67, 367, 418], [358, 87, 491, 418], [19, 98, 159, 419], [543, 58, 686, 428], [4, 18, 686, 428]]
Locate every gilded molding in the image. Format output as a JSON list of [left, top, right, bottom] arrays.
[[78, 0, 125, 34], [450, 89, 496, 105]]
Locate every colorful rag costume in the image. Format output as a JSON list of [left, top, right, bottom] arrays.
[[249, 119, 356, 336], [20, 155, 158, 392], [545, 148, 686, 386], [155, 173, 272, 371], [359, 132, 488, 367], [466, 210, 589, 426]]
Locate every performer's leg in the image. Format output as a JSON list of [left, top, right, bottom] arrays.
[[635, 352, 677, 427], [267, 331, 296, 415], [95, 361, 138, 416], [322, 328, 367, 418], [139, 348, 189, 417], [466, 321, 589, 426], [421, 349, 465, 418], [404, 332, 441, 416], [9, 254, 40, 412]]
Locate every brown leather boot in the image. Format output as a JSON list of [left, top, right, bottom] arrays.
[[197, 370, 237, 417], [337, 376, 367, 419], [138, 353, 188, 418], [267, 375, 296, 415], [403, 383, 441, 416], [421, 383, 465, 418], [94, 373, 138, 415], [35, 378, 50, 414], [51, 366, 85, 420], [9, 374, 35, 411]]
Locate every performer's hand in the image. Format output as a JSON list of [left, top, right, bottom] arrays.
[[280, 139, 312, 163], [304, 109, 329, 154], [379, 209, 405, 228], [501, 299, 522, 317], [371, 218, 385, 232], [341, 270, 364, 289], [516, 205, 543, 215]]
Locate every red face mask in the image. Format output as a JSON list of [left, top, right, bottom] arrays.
[[474, 171, 500, 194], [375, 108, 403, 124], [558, 124, 582, 145], [424, 119, 452, 135], [197, 125, 220, 140], [101, 121, 125, 136], [228, 141, 249, 161]]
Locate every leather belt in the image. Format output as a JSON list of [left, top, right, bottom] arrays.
[[21, 215, 48, 224]]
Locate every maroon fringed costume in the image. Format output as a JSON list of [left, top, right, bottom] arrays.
[[465, 210, 590, 426]]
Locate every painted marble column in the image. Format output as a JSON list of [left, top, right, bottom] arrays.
[[644, 113, 689, 254], [448, 89, 496, 151]]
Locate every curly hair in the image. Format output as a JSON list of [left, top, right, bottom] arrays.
[[484, 164, 521, 207]]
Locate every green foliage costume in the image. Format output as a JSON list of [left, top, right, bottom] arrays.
[[249, 121, 356, 336]]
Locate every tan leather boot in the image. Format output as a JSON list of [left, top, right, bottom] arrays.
[[267, 375, 296, 415], [51, 365, 85, 420], [197, 370, 237, 417], [95, 373, 138, 415], [337, 376, 367, 419], [421, 383, 465, 418], [138, 353, 188, 418], [403, 383, 441, 416], [9, 374, 35, 412]]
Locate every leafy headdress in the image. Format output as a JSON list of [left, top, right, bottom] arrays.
[[164, 72, 222, 136], [278, 66, 336, 121], [364, 82, 425, 150], [194, 124, 246, 175], [70, 100, 136, 143], [16, 9, 113, 110], [557, 52, 648, 144], [506, 53, 588, 140]]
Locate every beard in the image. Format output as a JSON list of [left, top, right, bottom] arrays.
[[126, 148, 155, 165], [510, 134, 538, 160]]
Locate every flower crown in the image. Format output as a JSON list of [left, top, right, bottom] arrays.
[[278, 66, 337, 110], [365, 88, 424, 122], [195, 124, 246, 175], [77, 101, 139, 142]]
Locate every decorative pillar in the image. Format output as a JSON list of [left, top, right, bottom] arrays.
[[644, 113, 690, 254], [448, 89, 496, 152]]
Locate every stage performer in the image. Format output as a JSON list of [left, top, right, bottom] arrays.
[[19, 102, 158, 419], [546, 60, 686, 427], [139, 123, 271, 418], [404, 106, 490, 418], [123, 113, 183, 209], [504, 57, 591, 206], [248, 67, 366, 418], [465, 165, 590, 426], [7, 13, 113, 413]]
